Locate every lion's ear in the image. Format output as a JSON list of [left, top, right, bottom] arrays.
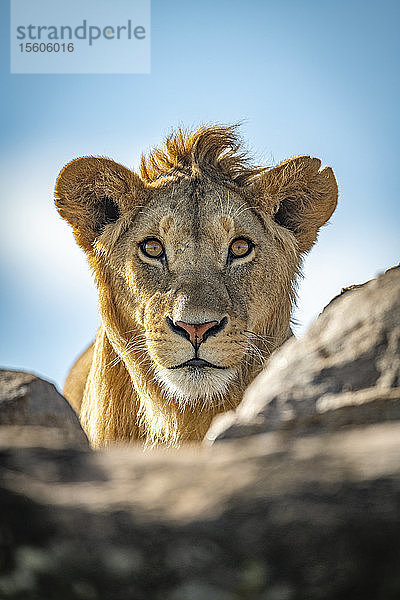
[[55, 157, 145, 250], [253, 156, 338, 254]]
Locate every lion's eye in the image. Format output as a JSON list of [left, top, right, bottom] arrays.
[[229, 238, 253, 259], [140, 239, 164, 259]]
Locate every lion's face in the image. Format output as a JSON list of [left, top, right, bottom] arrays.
[[101, 177, 297, 405], [55, 126, 337, 415]]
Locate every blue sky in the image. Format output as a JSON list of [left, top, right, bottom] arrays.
[[1, 0, 399, 389]]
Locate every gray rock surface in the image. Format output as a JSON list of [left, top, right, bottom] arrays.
[[207, 266, 400, 442], [1, 268, 400, 599], [0, 370, 89, 448], [1, 423, 400, 599]]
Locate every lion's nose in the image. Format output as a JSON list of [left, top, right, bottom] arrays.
[[176, 321, 217, 346], [167, 317, 228, 348]]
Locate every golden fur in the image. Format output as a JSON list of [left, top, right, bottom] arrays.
[[56, 125, 338, 447]]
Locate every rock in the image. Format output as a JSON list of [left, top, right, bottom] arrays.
[[207, 266, 400, 442], [0, 370, 89, 448], [1, 267, 400, 598], [1, 423, 400, 599]]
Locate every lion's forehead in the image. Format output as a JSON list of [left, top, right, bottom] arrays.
[[132, 183, 264, 248]]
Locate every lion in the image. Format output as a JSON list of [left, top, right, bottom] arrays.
[[55, 125, 338, 447]]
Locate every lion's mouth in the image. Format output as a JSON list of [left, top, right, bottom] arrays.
[[169, 358, 227, 370]]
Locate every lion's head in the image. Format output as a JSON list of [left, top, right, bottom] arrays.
[[56, 125, 337, 446]]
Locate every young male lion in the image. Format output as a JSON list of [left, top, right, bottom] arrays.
[[55, 125, 337, 447]]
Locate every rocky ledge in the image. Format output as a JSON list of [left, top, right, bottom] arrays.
[[208, 265, 400, 442], [0, 266, 399, 600]]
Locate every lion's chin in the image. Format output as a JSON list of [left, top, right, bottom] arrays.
[[154, 364, 236, 409]]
